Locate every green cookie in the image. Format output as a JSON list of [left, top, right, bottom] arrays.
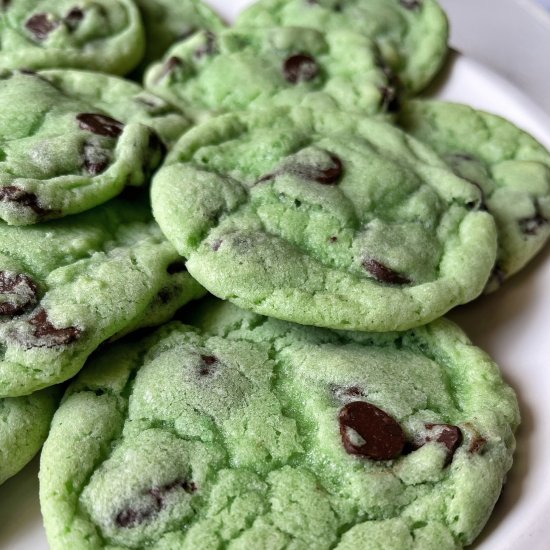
[[0, 197, 205, 397], [0, 0, 144, 75], [145, 26, 395, 120], [0, 71, 164, 225], [39, 70, 191, 148], [151, 106, 497, 332], [133, 0, 226, 77], [1, 387, 58, 485], [237, 0, 449, 94], [40, 300, 519, 549], [399, 100, 550, 291]]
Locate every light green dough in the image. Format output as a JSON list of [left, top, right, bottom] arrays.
[[152, 106, 498, 332], [145, 26, 395, 120], [39, 299, 519, 549], [0, 387, 58, 485], [0, 71, 164, 225], [237, 0, 449, 94], [399, 100, 550, 291], [0, 0, 144, 75], [0, 197, 205, 397]]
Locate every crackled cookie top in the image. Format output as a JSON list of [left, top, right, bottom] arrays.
[[0, 0, 144, 75], [151, 106, 497, 332], [399, 100, 550, 291], [132, 0, 225, 77], [0, 197, 205, 397], [0, 387, 58, 485], [0, 70, 166, 225], [145, 26, 395, 120], [40, 301, 519, 549], [237, 0, 449, 94]]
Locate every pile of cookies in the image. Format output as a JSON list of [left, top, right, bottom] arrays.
[[1, 1, 548, 548]]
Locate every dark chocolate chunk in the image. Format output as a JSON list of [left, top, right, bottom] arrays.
[[25, 13, 59, 41], [291, 153, 343, 185], [199, 354, 218, 376], [412, 423, 463, 465], [64, 7, 84, 30], [400, 0, 422, 9], [519, 208, 548, 236], [194, 31, 217, 59], [156, 56, 184, 82], [362, 258, 411, 285], [380, 85, 400, 113], [329, 236, 338, 242], [0, 272, 38, 316], [28, 309, 81, 347], [115, 479, 196, 529], [167, 261, 187, 274], [0, 186, 50, 216], [77, 113, 124, 138], [83, 142, 110, 175], [339, 401, 405, 460], [211, 239, 223, 252], [283, 53, 319, 84], [469, 435, 487, 454]]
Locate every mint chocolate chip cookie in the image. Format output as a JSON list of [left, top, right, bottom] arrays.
[[399, 100, 550, 291], [0, 0, 144, 75], [1, 387, 58, 485], [151, 106, 497, 332], [40, 300, 519, 549], [145, 26, 395, 120], [0, 70, 165, 225], [39, 69, 191, 148], [237, 0, 449, 94], [0, 197, 205, 397], [133, 0, 226, 77]]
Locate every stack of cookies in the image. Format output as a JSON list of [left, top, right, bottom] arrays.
[[1, 1, 548, 548]]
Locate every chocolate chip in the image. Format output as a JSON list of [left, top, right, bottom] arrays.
[[156, 56, 184, 82], [28, 309, 81, 347], [469, 435, 487, 454], [331, 385, 366, 402], [380, 85, 400, 113], [115, 479, 196, 529], [519, 206, 548, 235], [0, 186, 50, 217], [194, 31, 217, 59], [339, 401, 405, 460], [25, 13, 59, 41], [1, 0, 11, 10], [329, 236, 338, 242], [64, 7, 84, 30], [83, 142, 110, 175], [199, 354, 218, 376], [283, 54, 319, 84], [400, 0, 422, 9], [77, 113, 124, 138], [412, 424, 463, 465], [0, 272, 38, 316], [167, 261, 187, 274], [362, 259, 411, 285], [211, 239, 223, 251], [292, 153, 343, 185]]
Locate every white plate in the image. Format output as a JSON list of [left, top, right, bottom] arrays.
[[2, 2, 550, 548]]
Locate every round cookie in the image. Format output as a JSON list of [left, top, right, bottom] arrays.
[[1, 387, 58, 485], [144, 26, 396, 120], [0, 0, 144, 75], [0, 70, 164, 225], [0, 197, 206, 397], [132, 0, 226, 77], [151, 106, 497, 332], [40, 300, 519, 549], [399, 100, 550, 291], [39, 69, 191, 148], [236, 0, 449, 94]]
